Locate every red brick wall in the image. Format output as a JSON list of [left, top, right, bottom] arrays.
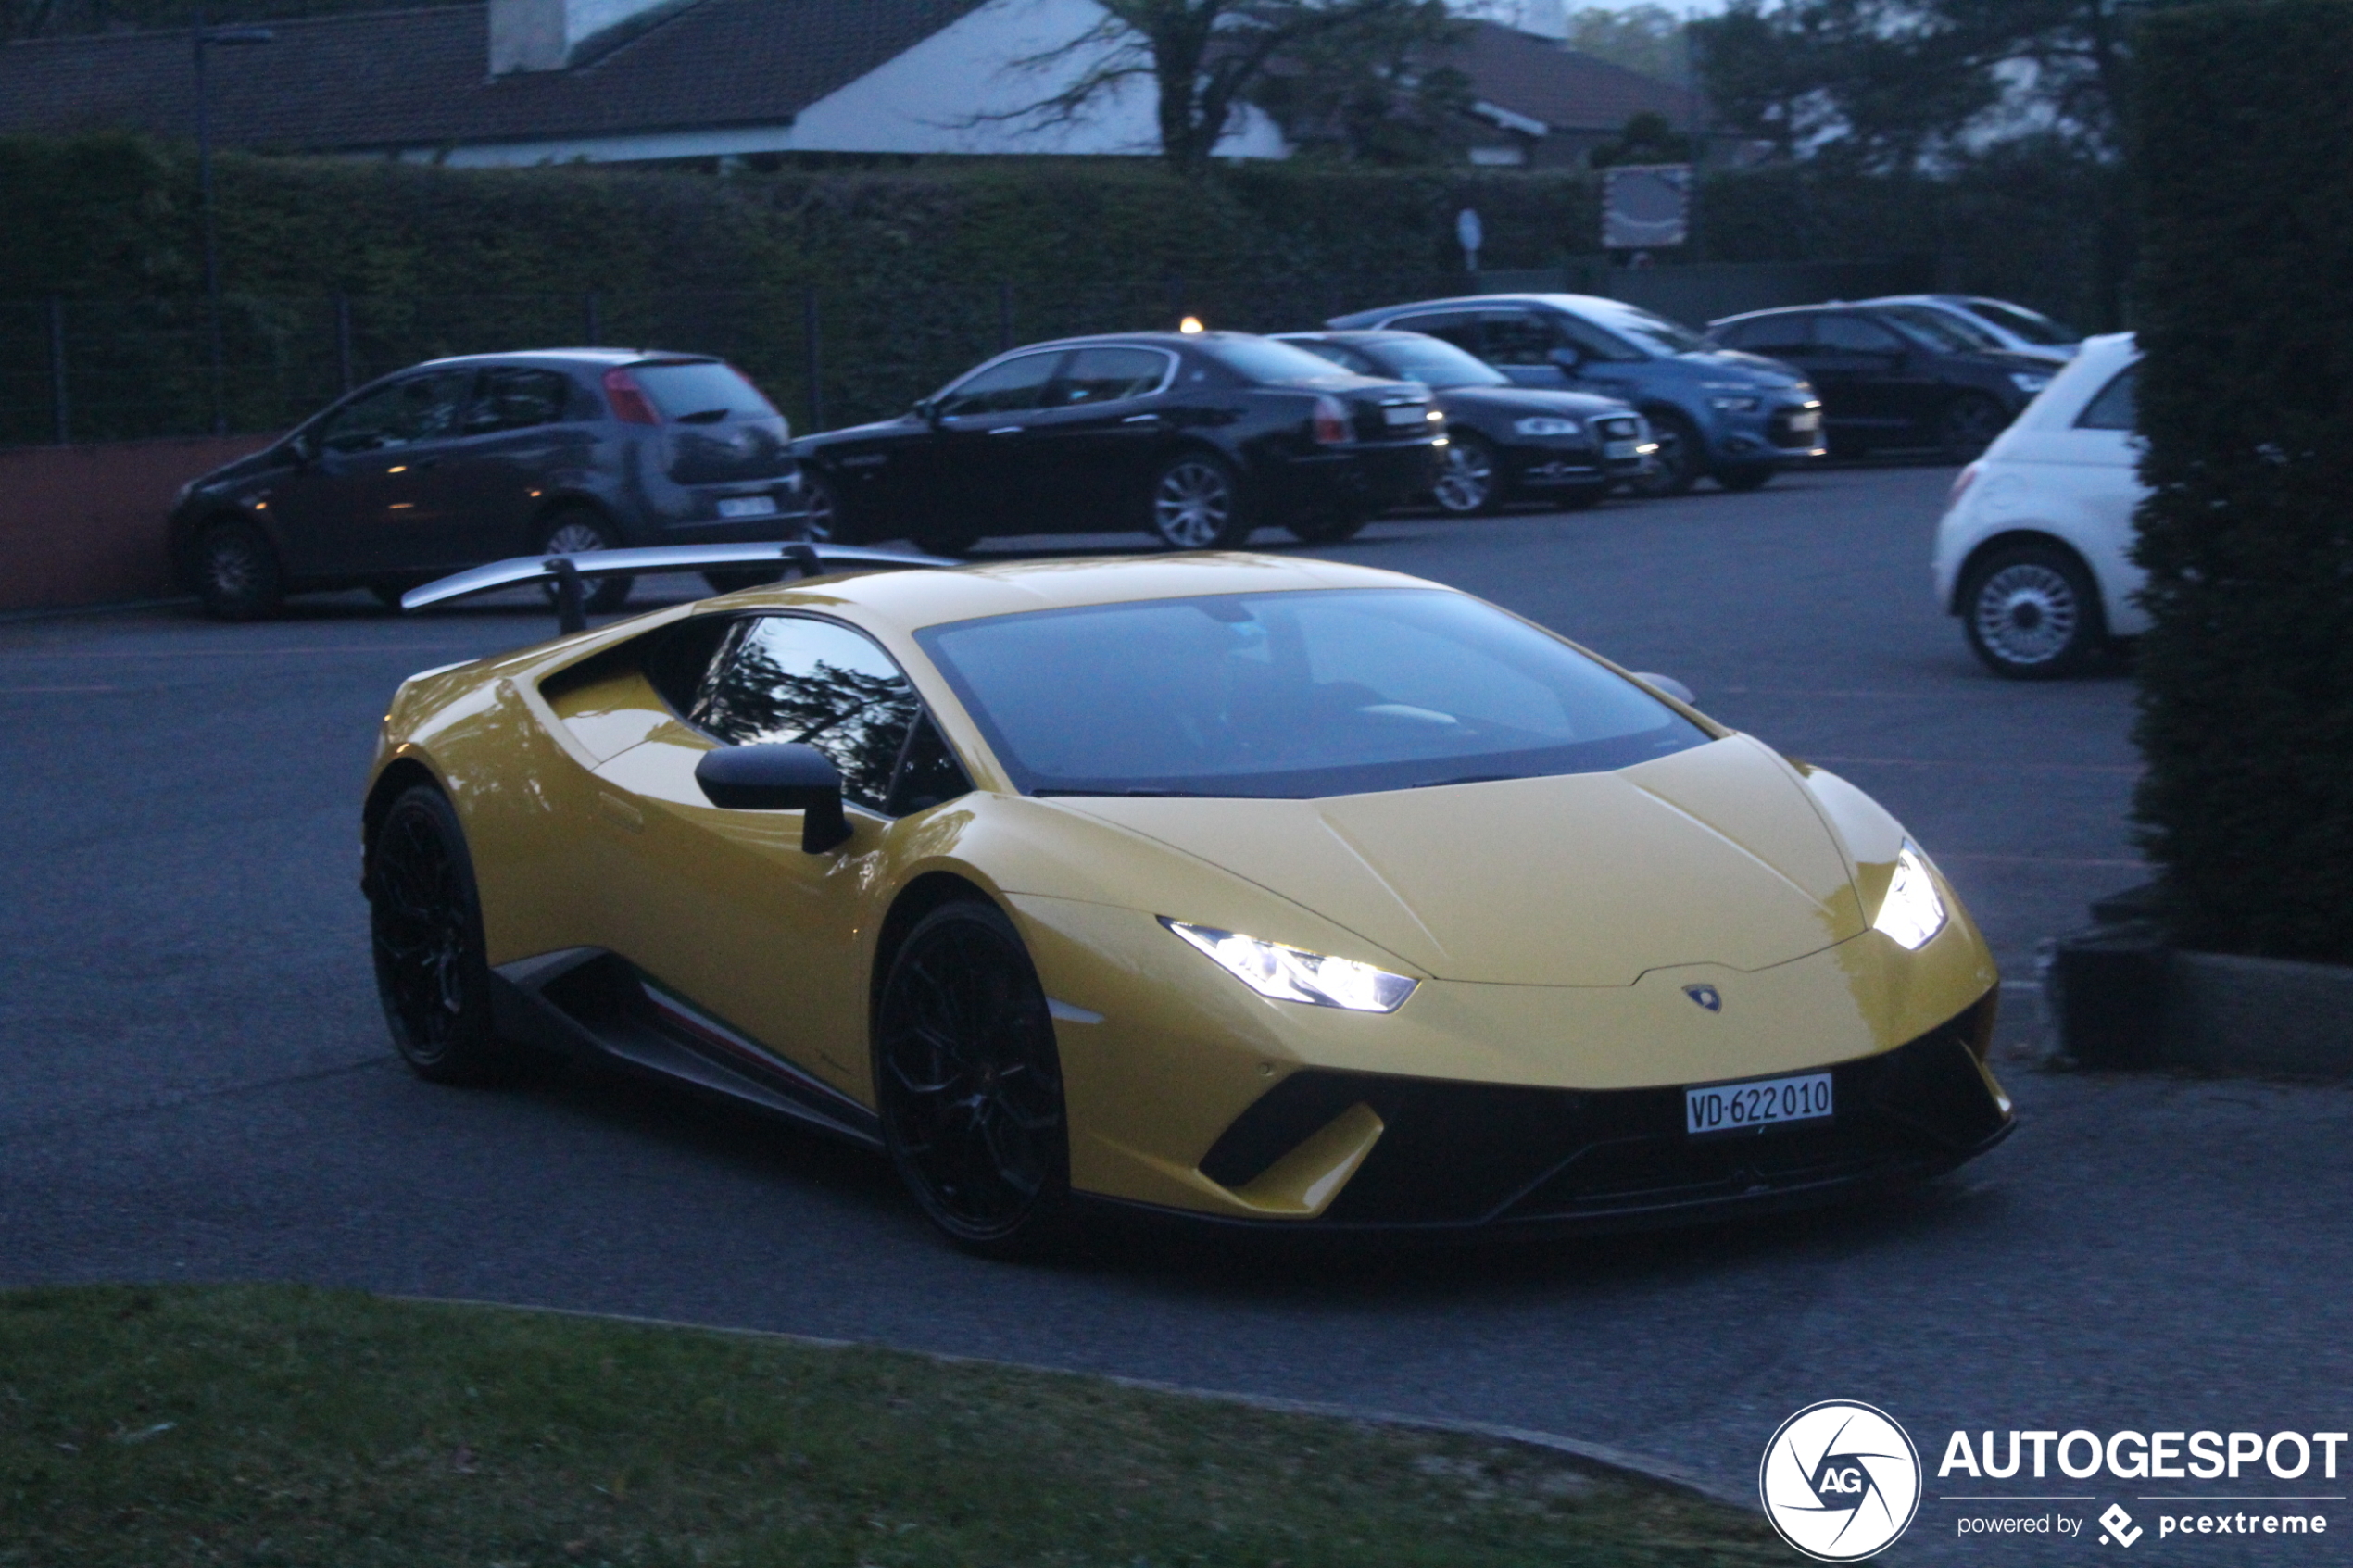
[[0, 434, 275, 612]]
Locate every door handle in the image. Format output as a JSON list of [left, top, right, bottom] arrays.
[[1121, 413, 1162, 424], [988, 425, 1024, 435]]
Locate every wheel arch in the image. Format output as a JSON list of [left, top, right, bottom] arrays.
[[171, 504, 279, 586], [1949, 528, 2094, 615], [520, 490, 622, 554], [868, 869, 1003, 1035], [360, 756, 445, 887]]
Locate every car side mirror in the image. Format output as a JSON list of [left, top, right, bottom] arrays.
[[693, 743, 852, 852], [1633, 672, 1695, 706]]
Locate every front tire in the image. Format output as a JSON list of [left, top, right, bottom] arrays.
[[1625, 410, 1701, 497], [1430, 432, 1503, 515], [535, 509, 632, 614], [1959, 543, 2105, 679], [367, 784, 527, 1085], [875, 901, 1073, 1257], [192, 517, 284, 621], [1147, 452, 1250, 549]]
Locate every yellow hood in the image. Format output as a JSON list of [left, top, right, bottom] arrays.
[[1056, 735, 1866, 986]]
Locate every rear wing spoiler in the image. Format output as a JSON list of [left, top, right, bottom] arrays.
[[400, 542, 958, 633]]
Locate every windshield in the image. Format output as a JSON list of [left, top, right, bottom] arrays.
[[1580, 301, 1711, 357], [1879, 305, 1997, 353], [1201, 336, 1365, 386], [1965, 298, 2079, 345], [916, 588, 1707, 798], [1361, 336, 1509, 387], [633, 361, 776, 421]]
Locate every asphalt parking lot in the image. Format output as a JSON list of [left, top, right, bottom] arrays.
[[6, 464, 2348, 1563]]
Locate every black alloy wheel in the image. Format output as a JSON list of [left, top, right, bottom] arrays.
[[1430, 431, 1503, 515], [1625, 409, 1702, 498], [1939, 394, 2010, 464], [1147, 452, 1250, 549], [875, 900, 1073, 1257], [535, 508, 634, 614], [1714, 462, 1778, 493], [367, 784, 526, 1085], [192, 517, 284, 621], [1285, 508, 1370, 545], [1959, 542, 2105, 680]]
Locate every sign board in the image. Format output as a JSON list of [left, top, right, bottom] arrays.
[[1602, 164, 1692, 250], [1455, 207, 1484, 269]]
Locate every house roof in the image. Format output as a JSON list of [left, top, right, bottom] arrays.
[[1450, 20, 1691, 134], [0, 0, 991, 152]]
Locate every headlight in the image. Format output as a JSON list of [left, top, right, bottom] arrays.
[[1513, 416, 1580, 436], [2008, 371, 2052, 394], [1871, 842, 1948, 950], [1162, 918, 1417, 1012], [1709, 395, 1761, 412]]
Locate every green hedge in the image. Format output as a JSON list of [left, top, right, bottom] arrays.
[[2129, 0, 2353, 965], [0, 132, 2121, 443]]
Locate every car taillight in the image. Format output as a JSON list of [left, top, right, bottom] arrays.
[[1312, 395, 1351, 445], [1944, 461, 1981, 511], [602, 369, 661, 426]]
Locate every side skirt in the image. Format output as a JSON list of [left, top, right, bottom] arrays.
[[489, 947, 882, 1150]]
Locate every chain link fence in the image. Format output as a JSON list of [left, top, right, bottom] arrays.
[[2, 271, 1470, 450]]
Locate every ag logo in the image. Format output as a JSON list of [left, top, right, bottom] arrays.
[[1759, 1400, 1922, 1561], [1684, 983, 1722, 1012]]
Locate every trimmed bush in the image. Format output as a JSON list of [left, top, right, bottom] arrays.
[[2129, 0, 2353, 964]]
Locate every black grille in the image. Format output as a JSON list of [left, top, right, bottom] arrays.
[[1195, 998, 2006, 1228], [1768, 407, 1822, 449]]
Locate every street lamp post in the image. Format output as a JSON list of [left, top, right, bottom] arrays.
[[194, 3, 273, 436]]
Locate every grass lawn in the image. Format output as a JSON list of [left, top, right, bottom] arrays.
[[0, 1284, 1794, 1566]]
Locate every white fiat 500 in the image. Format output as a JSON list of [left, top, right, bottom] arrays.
[[1932, 332, 2145, 678]]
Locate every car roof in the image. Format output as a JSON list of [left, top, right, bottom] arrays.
[[406, 348, 721, 371], [1275, 330, 1425, 344], [724, 553, 1438, 635], [1706, 303, 1849, 329]]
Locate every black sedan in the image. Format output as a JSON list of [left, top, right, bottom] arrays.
[[791, 332, 1443, 553], [1705, 303, 2057, 462], [1274, 331, 1653, 513], [170, 350, 799, 619]]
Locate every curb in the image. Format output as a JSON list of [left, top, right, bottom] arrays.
[[391, 1292, 1752, 1511]]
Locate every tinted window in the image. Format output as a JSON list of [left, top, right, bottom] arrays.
[[633, 361, 776, 421], [316, 370, 472, 453], [2075, 362, 2139, 431], [1389, 311, 1480, 354], [1579, 301, 1708, 356], [1878, 305, 1994, 353], [1967, 298, 2077, 345], [464, 367, 574, 434], [1360, 336, 1507, 387], [1198, 336, 1359, 386], [917, 588, 1707, 799], [1481, 311, 1567, 367], [1719, 315, 1813, 354], [936, 351, 1063, 418], [1815, 315, 1906, 355], [690, 616, 921, 812], [1285, 340, 1381, 375], [887, 714, 974, 815], [1050, 346, 1171, 406]]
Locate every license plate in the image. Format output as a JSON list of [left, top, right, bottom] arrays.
[[1604, 439, 1642, 460], [717, 495, 778, 519], [1787, 410, 1821, 433], [1685, 1072, 1833, 1136], [1383, 405, 1428, 427]]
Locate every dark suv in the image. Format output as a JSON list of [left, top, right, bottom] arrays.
[[170, 349, 799, 619]]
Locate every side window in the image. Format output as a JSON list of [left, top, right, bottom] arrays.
[[1546, 311, 1643, 363], [1050, 346, 1171, 407], [887, 714, 974, 815], [315, 370, 472, 453], [1389, 311, 1481, 357], [935, 351, 1064, 419], [1479, 310, 1561, 367], [464, 368, 573, 435], [2074, 362, 2140, 431], [689, 616, 922, 813], [1815, 315, 1906, 355], [1721, 315, 1813, 355]]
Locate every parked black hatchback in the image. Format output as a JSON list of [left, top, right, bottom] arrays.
[[1274, 331, 1653, 513], [791, 331, 1442, 553], [1705, 303, 2056, 462], [170, 349, 799, 619]]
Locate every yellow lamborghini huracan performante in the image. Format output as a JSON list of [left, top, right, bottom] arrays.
[[365, 546, 2012, 1255]]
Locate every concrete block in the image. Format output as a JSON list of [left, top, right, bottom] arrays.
[[2161, 949, 2353, 1077]]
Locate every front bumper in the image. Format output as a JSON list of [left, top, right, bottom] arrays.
[[1710, 398, 1828, 467], [1141, 999, 2010, 1235]]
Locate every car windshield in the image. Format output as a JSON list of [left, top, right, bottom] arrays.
[[1361, 336, 1509, 387], [1200, 336, 1364, 386], [633, 361, 776, 421], [1580, 301, 1711, 357], [916, 588, 1708, 799], [1880, 306, 1996, 353], [1965, 298, 2080, 345]]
